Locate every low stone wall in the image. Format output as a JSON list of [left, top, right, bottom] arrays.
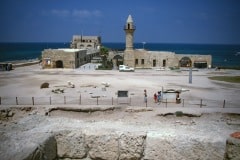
[[21, 130, 226, 160]]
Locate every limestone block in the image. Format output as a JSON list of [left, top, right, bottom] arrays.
[[224, 136, 240, 160], [118, 132, 146, 160], [19, 134, 57, 160], [85, 131, 119, 160], [55, 131, 87, 159], [144, 133, 225, 160]]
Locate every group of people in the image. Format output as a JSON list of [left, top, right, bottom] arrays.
[[144, 89, 162, 104], [154, 91, 162, 103]]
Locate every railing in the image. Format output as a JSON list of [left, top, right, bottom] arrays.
[[0, 96, 238, 108]]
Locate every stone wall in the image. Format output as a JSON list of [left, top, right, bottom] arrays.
[[42, 49, 87, 69], [16, 130, 227, 160], [124, 49, 212, 68]]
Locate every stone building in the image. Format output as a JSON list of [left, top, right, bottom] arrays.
[[70, 35, 101, 49], [123, 15, 212, 69], [42, 35, 101, 69], [41, 49, 87, 69]]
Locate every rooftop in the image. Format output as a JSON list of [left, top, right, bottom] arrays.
[[57, 48, 85, 52]]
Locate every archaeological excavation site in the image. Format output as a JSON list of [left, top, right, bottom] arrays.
[[0, 105, 240, 160]]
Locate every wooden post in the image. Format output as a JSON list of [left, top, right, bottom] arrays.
[[16, 97, 18, 105], [0, 97, 1, 105], [129, 97, 131, 106], [79, 94, 81, 105], [97, 97, 99, 105], [223, 100, 226, 108], [50, 96, 52, 105], [64, 96, 66, 104], [32, 97, 34, 105], [112, 97, 113, 105], [200, 99, 202, 108], [166, 99, 167, 108], [182, 99, 184, 107]]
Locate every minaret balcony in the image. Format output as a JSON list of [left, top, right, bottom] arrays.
[[124, 25, 136, 30]]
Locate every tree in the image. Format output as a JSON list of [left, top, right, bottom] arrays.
[[99, 46, 112, 69]]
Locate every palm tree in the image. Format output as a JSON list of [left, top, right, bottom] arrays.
[[100, 46, 109, 68]]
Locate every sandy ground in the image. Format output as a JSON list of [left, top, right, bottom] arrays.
[[0, 63, 240, 159], [0, 63, 240, 107]]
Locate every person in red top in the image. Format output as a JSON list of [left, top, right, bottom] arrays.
[[154, 93, 157, 103]]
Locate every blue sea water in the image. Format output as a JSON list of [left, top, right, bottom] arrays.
[[0, 42, 240, 67]]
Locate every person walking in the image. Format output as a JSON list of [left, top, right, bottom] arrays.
[[154, 93, 157, 103], [144, 89, 147, 103], [157, 91, 162, 103]]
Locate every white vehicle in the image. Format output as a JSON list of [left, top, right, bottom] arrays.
[[119, 65, 135, 72]]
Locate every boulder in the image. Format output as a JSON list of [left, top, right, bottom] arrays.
[[40, 82, 49, 89]]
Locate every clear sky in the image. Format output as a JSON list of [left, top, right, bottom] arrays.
[[1, 0, 240, 44]]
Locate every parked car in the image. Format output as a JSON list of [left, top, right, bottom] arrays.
[[119, 65, 135, 72]]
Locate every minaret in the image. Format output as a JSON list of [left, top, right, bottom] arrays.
[[124, 15, 135, 51]]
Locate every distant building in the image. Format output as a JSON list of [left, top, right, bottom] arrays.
[[121, 15, 212, 69], [42, 49, 87, 69], [41, 35, 101, 69], [70, 35, 101, 49]]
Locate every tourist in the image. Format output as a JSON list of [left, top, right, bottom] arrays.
[[144, 89, 147, 103], [176, 92, 181, 104], [157, 91, 161, 103], [154, 93, 157, 103]]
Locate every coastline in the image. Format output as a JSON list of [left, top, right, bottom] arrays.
[[0, 59, 40, 68]]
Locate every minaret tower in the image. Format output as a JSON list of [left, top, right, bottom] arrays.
[[124, 15, 135, 51]]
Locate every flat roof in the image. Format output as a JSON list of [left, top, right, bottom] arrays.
[[57, 48, 86, 52]]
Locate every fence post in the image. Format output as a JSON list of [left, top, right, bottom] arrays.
[[0, 97, 1, 105], [200, 99, 202, 108], [97, 97, 99, 105], [223, 100, 226, 108], [130, 97, 131, 106], [16, 97, 18, 105], [50, 96, 52, 105], [64, 96, 66, 104], [166, 99, 167, 108], [32, 97, 34, 105], [79, 94, 81, 105], [112, 97, 113, 105], [182, 99, 184, 107]]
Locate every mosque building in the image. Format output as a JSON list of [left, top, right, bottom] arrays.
[[111, 15, 212, 69]]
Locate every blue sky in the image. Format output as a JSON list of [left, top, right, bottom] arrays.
[[0, 0, 240, 44]]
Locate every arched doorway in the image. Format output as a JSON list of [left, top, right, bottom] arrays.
[[179, 57, 192, 67], [113, 55, 123, 68], [56, 60, 63, 68]]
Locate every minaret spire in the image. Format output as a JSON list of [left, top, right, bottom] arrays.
[[124, 15, 136, 51]]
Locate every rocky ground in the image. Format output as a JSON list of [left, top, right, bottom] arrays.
[[0, 105, 240, 160]]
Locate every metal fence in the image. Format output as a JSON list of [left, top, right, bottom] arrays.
[[0, 96, 239, 108]]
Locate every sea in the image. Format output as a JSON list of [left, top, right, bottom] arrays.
[[0, 42, 240, 67]]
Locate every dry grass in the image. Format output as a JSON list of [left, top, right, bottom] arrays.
[[208, 76, 240, 83]]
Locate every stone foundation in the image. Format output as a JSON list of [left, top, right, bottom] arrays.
[[17, 130, 226, 160]]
